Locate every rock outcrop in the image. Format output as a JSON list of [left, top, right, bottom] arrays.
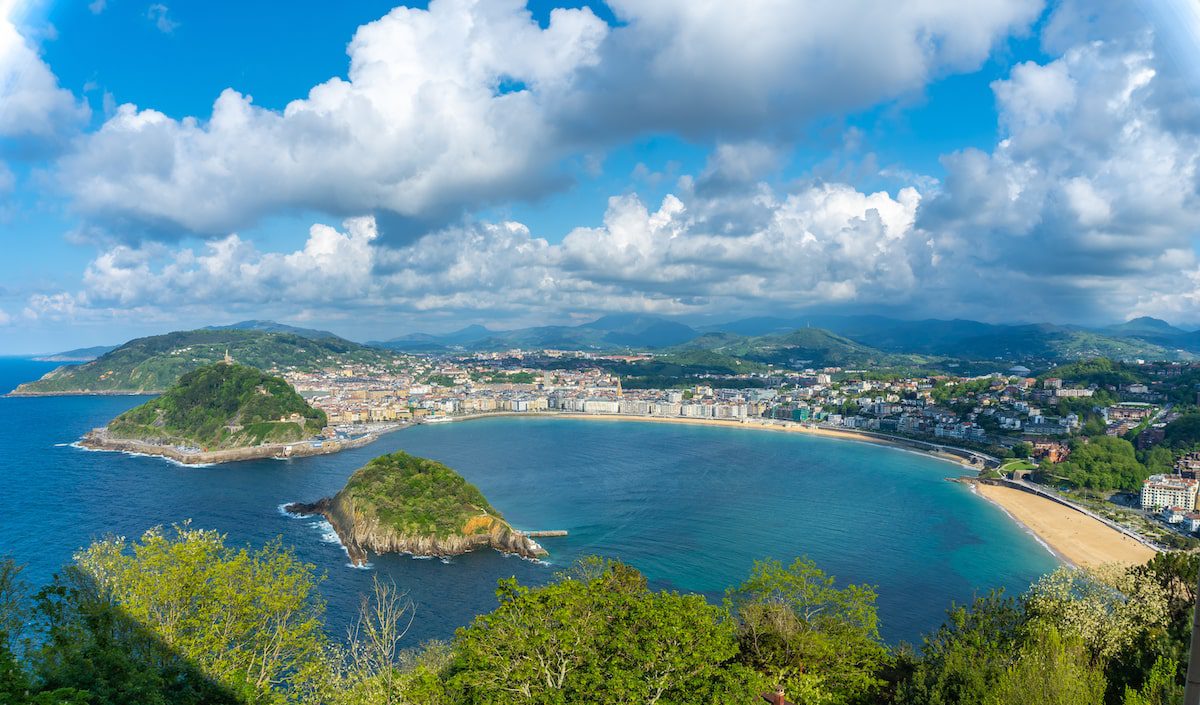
[[285, 452, 548, 565]]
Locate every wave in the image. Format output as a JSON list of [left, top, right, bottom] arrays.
[[502, 551, 552, 567], [277, 502, 307, 519], [68, 441, 216, 468]]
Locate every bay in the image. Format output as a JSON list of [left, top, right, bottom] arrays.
[[0, 356, 1057, 646]]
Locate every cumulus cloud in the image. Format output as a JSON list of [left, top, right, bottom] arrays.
[[916, 18, 1200, 324], [0, 1, 89, 149], [34, 180, 928, 324], [566, 0, 1044, 138], [54, 0, 1040, 243], [59, 0, 609, 241]]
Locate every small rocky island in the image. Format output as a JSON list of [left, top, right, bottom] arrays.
[[80, 359, 368, 464], [285, 451, 549, 564]]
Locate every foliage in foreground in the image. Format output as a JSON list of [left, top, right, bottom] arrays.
[[1, 529, 1197, 705]]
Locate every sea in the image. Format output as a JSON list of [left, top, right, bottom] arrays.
[[0, 356, 1058, 646]]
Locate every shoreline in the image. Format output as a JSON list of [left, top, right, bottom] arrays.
[[7, 388, 160, 397], [76, 426, 397, 465], [430, 411, 990, 473], [425, 411, 1159, 568], [971, 481, 1156, 567]]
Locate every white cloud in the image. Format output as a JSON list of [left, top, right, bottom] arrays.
[[38, 179, 929, 324], [570, 0, 1044, 137], [146, 4, 178, 33], [917, 29, 1200, 324], [55, 0, 1040, 242], [59, 0, 609, 240], [88, 0, 107, 15], [0, 307, 10, 325], [0, 1, 89, 145]]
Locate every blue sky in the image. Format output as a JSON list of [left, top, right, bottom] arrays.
[[2, 0, 1200, 352]]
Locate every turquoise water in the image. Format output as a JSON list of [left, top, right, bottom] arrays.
[[0, 357, 1057, 645]]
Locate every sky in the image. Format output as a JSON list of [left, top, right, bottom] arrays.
[[2, 0, 1200, 352]]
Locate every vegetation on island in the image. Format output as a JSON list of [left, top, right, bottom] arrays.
[[106, 362, 326, 449], [333, 452, 500, 540], [1, 528, 1195, 705], [11, 328, 391, 395]]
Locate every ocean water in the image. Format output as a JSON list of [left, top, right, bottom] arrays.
[[0, 357, 1057, 646]]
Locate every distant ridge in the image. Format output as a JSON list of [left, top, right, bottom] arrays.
[[369, 312, 1197, 362], [10, 327, 386, 395], [204, 320, 344, 340], [33, 345, 118, 362]]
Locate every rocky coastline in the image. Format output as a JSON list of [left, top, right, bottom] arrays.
[[78, 427, 378, 465], [284, 494, 548, 565]]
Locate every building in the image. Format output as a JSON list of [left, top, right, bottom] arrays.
[[1141, 474, 1199, 511]]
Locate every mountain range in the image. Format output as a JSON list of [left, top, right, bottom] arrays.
[[19, 314, 1199, 395], [372, 314, 1200, 362]]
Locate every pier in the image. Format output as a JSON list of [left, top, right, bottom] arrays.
[[521, 530, 568, 538]]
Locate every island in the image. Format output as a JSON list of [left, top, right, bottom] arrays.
[[79, 359, 376, 464], [285, 452, 550, 564]]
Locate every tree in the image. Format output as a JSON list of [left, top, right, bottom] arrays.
[[1140, 447, 1175, 475], [1012, 442, 1032, 459], [1123, 656, 1184, 705], [1023, 566, 1171, 663], [1052, 437, 1148, 492], [36, 524, 332, 704], [985, 624, 1106, 705], [333, 577, 431, 705], [727, 558, 888, 705], [449, 558, 751, 704], [895, 592, 1025, 705]]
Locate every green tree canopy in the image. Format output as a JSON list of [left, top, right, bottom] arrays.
[[448, 558, 752, 704], [726, 557, 888, 705], [1052, 436, 1148, 491]]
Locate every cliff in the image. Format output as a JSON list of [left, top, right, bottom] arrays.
[[286, 452, 547, 564]]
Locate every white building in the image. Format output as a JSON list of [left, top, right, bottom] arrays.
[[1141, 475, 1199, 511]]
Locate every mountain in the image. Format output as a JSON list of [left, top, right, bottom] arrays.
[[204, 320, 343, 340], [285, 452, 546, 564], [33, 345, 118, 362], [373, 324, 495, 351], [671, 327, 923, 368], [579, 314, 699, 347], [1103, 316, 1188, 337], [101, 362, 326, 449], [710, 315, 1195, 362], [376, 315, 700, 352], [10, 328, 388, 395]]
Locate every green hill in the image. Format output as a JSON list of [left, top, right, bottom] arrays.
[[106, 362, 326, 449], [287, 452, 546, 562], [673, 327, 926, 368], [336, 452, 501, 539], [11, 327, 388, 394]]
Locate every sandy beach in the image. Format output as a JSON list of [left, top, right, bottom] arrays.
[[975, 483, 1156, 567]]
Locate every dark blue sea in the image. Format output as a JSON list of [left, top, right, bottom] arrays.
[[0, 356, 1057, 646]]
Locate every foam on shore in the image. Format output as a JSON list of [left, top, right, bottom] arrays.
[[70, 440, 216, 468]]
